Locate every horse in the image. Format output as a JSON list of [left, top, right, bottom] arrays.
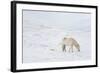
[[62, 37, 80, 52]]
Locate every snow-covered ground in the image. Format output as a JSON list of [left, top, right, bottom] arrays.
[[22, 10, 91, 63], [23, 29, 91, 63]]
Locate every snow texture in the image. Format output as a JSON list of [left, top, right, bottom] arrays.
[[23, 10, 91, 63]]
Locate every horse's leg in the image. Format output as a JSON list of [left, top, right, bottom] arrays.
[[69, 45, 73, 52], [64, 46, 66, 52], [72, 44, 74, 52], [62, 44, 66, 52], [69, 46, 71, 52], [71, 46, 73, 52]]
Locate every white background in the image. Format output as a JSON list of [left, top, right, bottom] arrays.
[[0, 0, 99, 73]]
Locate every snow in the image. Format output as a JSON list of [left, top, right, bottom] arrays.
[[23, 31, 91, 63], [22, 10, 91, 63]]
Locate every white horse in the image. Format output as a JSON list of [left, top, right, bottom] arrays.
[[62, 37, 80, 52]]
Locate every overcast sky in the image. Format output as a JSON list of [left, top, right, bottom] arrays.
[[23, 10, 91, 32]]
